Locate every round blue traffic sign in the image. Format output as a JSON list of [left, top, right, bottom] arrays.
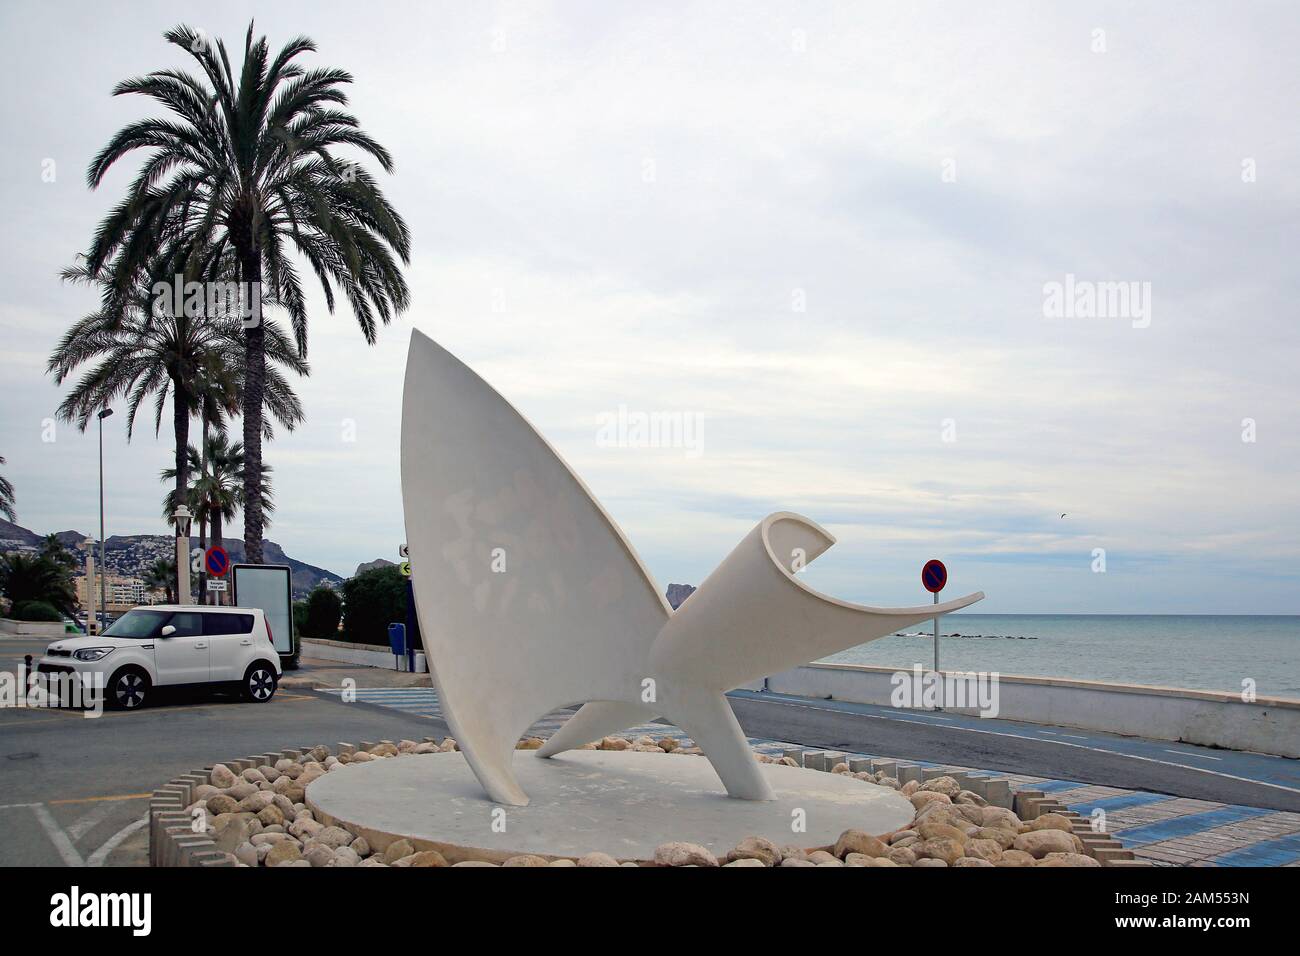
[[205, 545, 230, 577], [922, 559, 947, 594]]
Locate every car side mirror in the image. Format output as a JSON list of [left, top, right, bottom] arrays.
[[160, 625, 177, 637]]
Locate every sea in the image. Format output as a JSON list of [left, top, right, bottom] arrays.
[[821, 615, 1300, 701]]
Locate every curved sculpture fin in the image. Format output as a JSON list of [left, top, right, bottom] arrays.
[[401, 330, 670, 805]]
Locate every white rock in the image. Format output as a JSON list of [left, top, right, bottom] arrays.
[[653, 842, 719, 867]]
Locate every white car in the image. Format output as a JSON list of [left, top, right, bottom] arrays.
[[37, 605, 282, 710]]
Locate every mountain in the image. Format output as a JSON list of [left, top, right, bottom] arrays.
[[665, 583, 696, 609], [355, 558, 396, 576], [0, 519, 343, 600], [0, 518, 44, 549]]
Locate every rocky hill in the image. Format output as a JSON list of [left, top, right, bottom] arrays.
[[0, 519, 343, 600], [665, 582, 696, 609]]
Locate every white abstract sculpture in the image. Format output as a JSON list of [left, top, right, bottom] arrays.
[[401, 331, 984, 806]]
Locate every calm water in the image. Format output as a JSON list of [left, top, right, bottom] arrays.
[[821, 615, 1300, 700]]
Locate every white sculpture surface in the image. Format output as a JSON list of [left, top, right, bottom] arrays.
[[401, 331, 984, 806]]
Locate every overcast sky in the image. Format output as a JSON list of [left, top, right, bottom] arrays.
[[1, 1, 1297, 613]]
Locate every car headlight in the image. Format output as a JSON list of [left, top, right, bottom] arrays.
[[73, 647, 115, 662]]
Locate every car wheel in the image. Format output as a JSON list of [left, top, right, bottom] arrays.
[[106, 667, 150, 710], [243, 663, 278, 703]]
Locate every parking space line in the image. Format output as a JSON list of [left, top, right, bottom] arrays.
[[87, 815, 148, 867], [66, 799, 120, 841], [31, 804, 85, 867]]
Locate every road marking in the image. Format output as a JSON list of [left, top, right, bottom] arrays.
[[0, 802, 39, 811], [0, 709, 90, 726], [88, 815, 148, 867], [31, 804, 85, 867], [1165, 749, 1223, 761], [66, 799, 123, 841], [49, 792, 151, 806], [745, 696, 1300, 798]]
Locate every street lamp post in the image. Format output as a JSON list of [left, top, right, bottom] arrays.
[[97, 408, 113, 619], [172, 504, 193, 606]]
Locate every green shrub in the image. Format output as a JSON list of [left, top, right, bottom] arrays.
[[12, 600, 61, 622], [340, 566, 418, 648], [303, 587, 343, 639], [0, 552, 76, 616]]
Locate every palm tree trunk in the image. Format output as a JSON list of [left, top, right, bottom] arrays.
[[241, 253, 266, 564], [198, 413, 208, 604], [172, 374, 191, 602]]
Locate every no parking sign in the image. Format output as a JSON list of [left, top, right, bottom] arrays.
[[205, 546, 230, 577], [921, 558, 947, 594]]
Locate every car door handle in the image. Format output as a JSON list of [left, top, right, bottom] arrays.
[[194, 642, 208, 649], [240, 639, 252, 645]]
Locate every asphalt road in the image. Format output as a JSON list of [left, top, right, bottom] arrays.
[[3, 631, 1298, 866], [0, 636, 449, 867], [727, 691, 1300, 812]]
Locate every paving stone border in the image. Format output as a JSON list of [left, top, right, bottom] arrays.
[[149, 738, 1147, 867]]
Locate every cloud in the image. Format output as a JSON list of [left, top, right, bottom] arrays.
[[0, 1, 1296, 611]]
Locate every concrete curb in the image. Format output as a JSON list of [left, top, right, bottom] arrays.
[[1011, 789, 1147, 865]]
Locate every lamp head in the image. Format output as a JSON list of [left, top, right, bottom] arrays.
[[171, 504, 193, 536]]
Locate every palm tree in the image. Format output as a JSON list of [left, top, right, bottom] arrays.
[[50, 261, 307, 537], [0, 456, 14, 522], [39, 534, 77, 574], [163, 432, 272, 555], [82, 22, 410, 562], [144, 558, 177, 604]]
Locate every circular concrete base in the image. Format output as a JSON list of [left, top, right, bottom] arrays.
[[306, 751, 915, 863]]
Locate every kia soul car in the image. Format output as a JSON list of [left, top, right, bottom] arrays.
[[37, 605, 282, 709]]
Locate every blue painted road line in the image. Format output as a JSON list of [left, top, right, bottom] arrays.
[[1065, 791, 1174, 816], [1031, 779, 1088, 793], [1209, 832, 1300, 866], [1111, 806, 1273, 847]]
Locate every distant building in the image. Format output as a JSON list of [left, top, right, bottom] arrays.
[[74, 573, 165, 611]]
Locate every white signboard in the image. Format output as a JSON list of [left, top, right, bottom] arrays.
[[231, 564, 294, 656], [206, 580, 228, 592]]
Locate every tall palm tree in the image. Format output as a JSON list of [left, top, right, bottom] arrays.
[[50, 261, 307, 533], [82, 22, 411, 562], [0, 456, 14, 522]]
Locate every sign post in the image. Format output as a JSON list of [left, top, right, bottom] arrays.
[[922, 559, 947, 710]]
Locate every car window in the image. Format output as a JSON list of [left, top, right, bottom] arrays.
[[203, 613, 255, 636], [166, 612, 204, 637], [102, 609, 169, 639]]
